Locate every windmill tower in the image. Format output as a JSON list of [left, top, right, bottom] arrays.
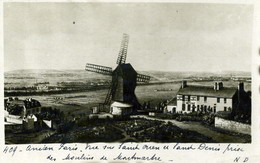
[[85, 34, 151, 111]]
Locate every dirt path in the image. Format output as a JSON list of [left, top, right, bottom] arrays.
[[131, 115, 249, 143]]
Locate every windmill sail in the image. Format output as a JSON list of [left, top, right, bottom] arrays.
[[137, 73, 151, 83], [116, 33, 129, 65], [85, 63, 113, 75], [104, 75, 118, 105]]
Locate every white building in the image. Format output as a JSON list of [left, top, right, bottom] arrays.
[[110, 101, 133, 116], [175, 81, 243, 114]]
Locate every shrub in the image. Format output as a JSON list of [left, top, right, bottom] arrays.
[[202, 114, 215, 126], [215, 111, 232, 119], [176, 115, 202, 122]]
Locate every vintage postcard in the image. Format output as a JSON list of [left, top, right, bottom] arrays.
[[1, 0, 259, 162]]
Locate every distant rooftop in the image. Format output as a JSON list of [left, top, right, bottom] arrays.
[[178, 85, 237, 98], [5, 98, 41, 108], [7, 100, 24, 106]]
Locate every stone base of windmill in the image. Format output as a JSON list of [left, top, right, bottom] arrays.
[[110, 101, 133, 119]]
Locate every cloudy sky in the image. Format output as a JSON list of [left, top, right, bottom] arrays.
[[4, 3, 253, 72]]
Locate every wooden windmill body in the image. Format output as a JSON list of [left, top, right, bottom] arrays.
[[85, 34, 150, 111]]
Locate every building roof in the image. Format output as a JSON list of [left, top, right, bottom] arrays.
[[113, 63, 137, 79], [167, 97, 177, 106], [7, 100, 24, 106], [111, 101, 133, 107], [177, 85, 237, 98]]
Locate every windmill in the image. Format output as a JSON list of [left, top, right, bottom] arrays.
[[85, 34, 151, 111]]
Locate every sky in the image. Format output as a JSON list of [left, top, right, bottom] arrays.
[[4, 3, 253, 72]]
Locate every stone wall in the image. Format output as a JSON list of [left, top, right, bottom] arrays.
[[215, 117, 251, 135]]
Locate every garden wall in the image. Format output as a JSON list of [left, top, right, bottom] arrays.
[[215, 117, 251, 135]]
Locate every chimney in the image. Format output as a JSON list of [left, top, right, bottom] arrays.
[[181, 81, 187, 89], [237, 82, 244, 104], [238, 82, 244, 92], [218, 82, 223, 89], [214, 82, 218, 90], [214, 82, 223, 91]]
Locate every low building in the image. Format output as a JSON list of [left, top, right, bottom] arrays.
[[5, 98, 26, 117], [148, 112, 156, 116], [35, 84, 49, 90], [4, 97, 41, 125], [24, 98, 42, 115], [166, 97, 177, 113], [110, 101, 133, 116], [92, 106, 99, 114], [175, 81, 250, 114], [5, 97, 42, 116]]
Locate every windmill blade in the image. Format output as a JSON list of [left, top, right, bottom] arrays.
[[85, 63, 112, 75], [104, 85, 113, 105], [104, 83, 115, 105], [116, 33, 129, 65], [137, 73, 151, 83], [104, 78, 118, 105]]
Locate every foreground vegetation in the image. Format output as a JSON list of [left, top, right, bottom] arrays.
[[41, 118, 214, 143]]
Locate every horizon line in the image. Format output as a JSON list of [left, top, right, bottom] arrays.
[[4, 68, 251, 74]]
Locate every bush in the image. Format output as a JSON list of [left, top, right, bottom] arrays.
[[202, 114, 215, 126], [215, 111, 232, 119], [154, 113, 173, 119], [176, 115, 202, 122], [234, 113, 251, 124]]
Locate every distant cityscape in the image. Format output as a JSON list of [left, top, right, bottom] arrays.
[[4, 70, 251, 96]]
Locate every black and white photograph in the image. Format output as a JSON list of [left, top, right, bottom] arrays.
[[3, 2, 254, 145]]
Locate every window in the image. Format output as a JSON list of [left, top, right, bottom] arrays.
[[182, 95, 185, 101], [217, 98, 220, 103], [187, 96, 190, 101], [224, 107, 227, 111], [204, 96, 207, 102], [187, 105, 191, 111], [197, 96, 200, 101], [197, 105, 200, 111], [182, 104, 185, 111], [214, 106, 216, 113], [224, 98, 227, 104], [192, 105, 196, 112]]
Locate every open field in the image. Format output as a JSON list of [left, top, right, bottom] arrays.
[[4, 69, 251, 116]]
